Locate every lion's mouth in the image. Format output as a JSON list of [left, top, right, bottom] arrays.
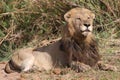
[[82, 29, 91, 32], [81, 29, 91, 36]]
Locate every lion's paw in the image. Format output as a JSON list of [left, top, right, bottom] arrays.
[[98, 62, 117, 71], [71, 61, 91, 72]]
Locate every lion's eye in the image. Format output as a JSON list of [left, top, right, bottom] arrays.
[[76, 18, 81, 20]]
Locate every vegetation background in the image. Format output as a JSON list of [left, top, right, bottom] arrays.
[[0, 0, 120, 63]]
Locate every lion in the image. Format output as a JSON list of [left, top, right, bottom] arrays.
[[5, 8, 101, 73]]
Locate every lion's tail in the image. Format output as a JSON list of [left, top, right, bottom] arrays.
[[4, 60, 14, 73], [4, 60, 21, 73]]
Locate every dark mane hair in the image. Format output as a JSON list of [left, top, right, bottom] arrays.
[[60, 36, 101, 67]]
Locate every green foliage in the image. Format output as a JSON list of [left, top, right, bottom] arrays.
[[0, 0, 120, 61]]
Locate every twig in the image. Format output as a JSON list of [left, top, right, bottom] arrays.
[[113, 18, 120, 23], [0, 30, 12, 46], [0, 11, 40, 16]]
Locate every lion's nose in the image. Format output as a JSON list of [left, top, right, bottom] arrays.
[[84, 24, 90, 28]]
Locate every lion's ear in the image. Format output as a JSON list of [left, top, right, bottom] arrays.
[[64, 12, 71, 22], [91, 13, 95, 19]]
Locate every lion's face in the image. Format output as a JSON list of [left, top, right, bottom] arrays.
[[64, 8, 95, 37]]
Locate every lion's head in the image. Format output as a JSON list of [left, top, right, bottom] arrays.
[[64, 8, 95, 38]]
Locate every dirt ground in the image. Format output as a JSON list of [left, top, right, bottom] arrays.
[[0, 62, 20, 80], [0, 39, 120, 80]]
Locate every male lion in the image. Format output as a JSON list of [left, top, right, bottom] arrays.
[[5, 8, 101, 73]]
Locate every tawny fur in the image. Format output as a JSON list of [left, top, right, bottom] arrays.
[[5, 8, 100, 73]]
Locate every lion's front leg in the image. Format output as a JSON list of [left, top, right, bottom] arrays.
[[70, 61, 91, 72], [71, 61, 91, 72]]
